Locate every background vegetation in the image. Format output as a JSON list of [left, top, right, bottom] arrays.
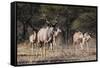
[[16, 3, 97, 44]]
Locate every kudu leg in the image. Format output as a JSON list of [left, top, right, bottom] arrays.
[[31, 43, 34, 55], [75, 44, 78, 55], [80, 43, 83, 50], [73, 42, 78, 56], [86, 42, 89, 53]]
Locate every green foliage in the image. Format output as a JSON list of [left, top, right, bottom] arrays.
[[16, 3, 97, 44], [71, 12, 96, 33]]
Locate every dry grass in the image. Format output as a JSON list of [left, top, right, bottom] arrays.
[[17, 38, 97, 65]]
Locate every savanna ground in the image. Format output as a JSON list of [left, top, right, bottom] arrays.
[[17, 38, 97, 65]]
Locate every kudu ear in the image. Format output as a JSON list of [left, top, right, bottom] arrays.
[[45, 18, 50, 26], [45, 18, 50, 24], [52, 22, 57, 27]]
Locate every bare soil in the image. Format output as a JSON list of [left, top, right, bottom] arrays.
[[17, 38, 97, 65]]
